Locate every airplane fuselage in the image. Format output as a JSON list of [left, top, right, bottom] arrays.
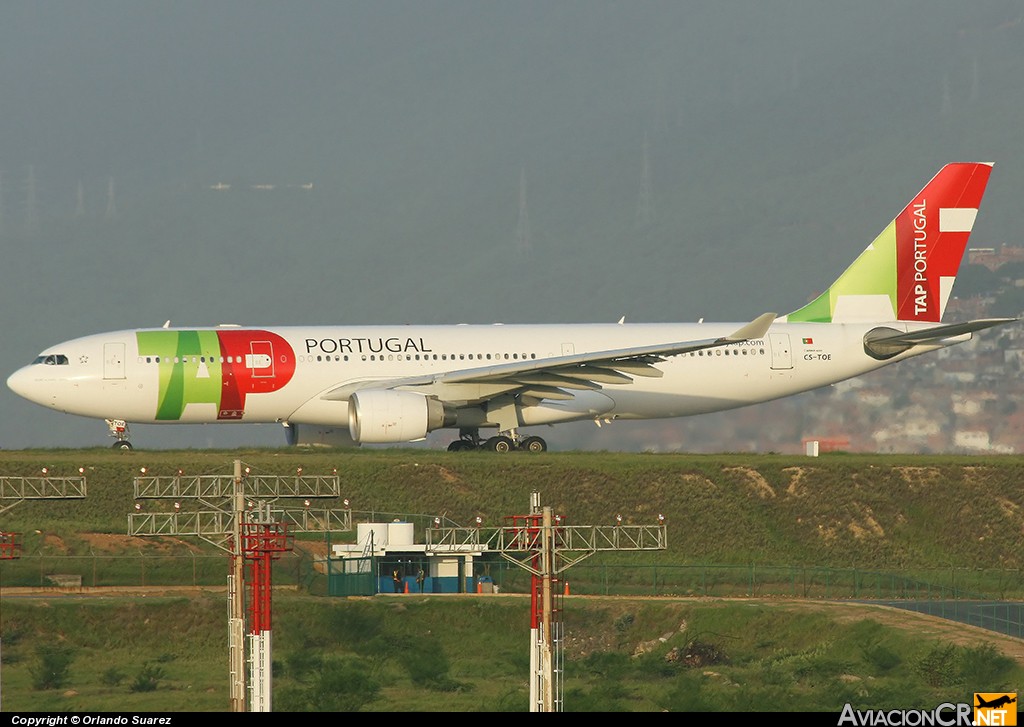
[[6, 321, 947, 433]]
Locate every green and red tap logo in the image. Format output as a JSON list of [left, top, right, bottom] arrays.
[[136, 330, 295, 420]]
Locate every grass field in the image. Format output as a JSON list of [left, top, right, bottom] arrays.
[[0, 591, 1021, 712], [1, 448, 1023, 569], [0, 449, 1022, 711]]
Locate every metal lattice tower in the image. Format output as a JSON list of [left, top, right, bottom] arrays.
[[426, 491, 667, 712], [0, 469, 82, 713], [0, 470, 88, 516], [0, 532, 21, 561], [0, 529, 20, 713], [128, 460, 350, 712], [242, 510, 293, 712]]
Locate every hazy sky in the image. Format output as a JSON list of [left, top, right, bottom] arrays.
[[2, 2, 1022, 450]]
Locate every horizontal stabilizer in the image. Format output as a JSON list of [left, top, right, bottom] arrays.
[[863, 317, 1017, 360], [870, 318, 1016, 346]]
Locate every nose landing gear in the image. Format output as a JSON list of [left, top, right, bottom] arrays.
[[105, 419, 133, 450]]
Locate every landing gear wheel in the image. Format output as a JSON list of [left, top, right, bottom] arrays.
[[484, 435, 514, 453], [112, 440, 133, 451], [520, 436, 547, 453], [447, 440, 474, 452]]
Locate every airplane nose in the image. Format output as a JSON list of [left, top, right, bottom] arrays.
[[7, 366, 37, 402]]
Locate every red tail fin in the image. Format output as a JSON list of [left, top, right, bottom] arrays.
[[895, 162, 992, 321]]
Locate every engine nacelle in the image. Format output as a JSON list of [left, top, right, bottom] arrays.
[[283, 423, 360, 448], [348, 390, 452, 443]]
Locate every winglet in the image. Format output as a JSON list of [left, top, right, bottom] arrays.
[[721, 312, 776, 343]]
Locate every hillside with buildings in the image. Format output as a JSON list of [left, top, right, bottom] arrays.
[[576, 247, 1024, 455]]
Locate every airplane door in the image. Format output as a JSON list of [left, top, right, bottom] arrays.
[[769, 333, 793, 370], [103, 342, 126, 380], [247, 340, 276, 378], [561, 343, 575, 356]]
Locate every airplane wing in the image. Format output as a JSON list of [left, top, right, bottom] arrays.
[[321, 311, 777, 405]]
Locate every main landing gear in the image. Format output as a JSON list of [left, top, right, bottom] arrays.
[[105, 419, 134, 450], [446, 428, 548, 453]]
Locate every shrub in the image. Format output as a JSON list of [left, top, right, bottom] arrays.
[[129, 662, 166, 693], [959, 643, 1016, 686], [915, 644, 959, 688], [30, 644, 74, 691], [101, 667, 125, 687]]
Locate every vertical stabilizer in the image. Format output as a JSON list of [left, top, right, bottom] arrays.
[[786, 163, 993, 323]]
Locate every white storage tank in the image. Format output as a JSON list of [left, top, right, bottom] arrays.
[[357, 523, 390, 549], [388, 521, 415, 546]]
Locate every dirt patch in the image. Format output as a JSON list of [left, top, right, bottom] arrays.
[[80, 533, 203, 554], [399, 463, 461, 484], [723, 467, 776, 499], [962, 466, 996, 484], [679, 473, 717, 489], [782, 467, 813, 497], [817, 524, 838, 543], [293, 540, 330, 559], [847, 506, 885, 539], [996, 497, 1020, 520], [895, 467, 941, 486]]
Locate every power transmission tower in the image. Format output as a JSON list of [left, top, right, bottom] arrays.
[[76, 181, 86, 217], [970, 57, 980, 104], [105, 176, 116, 219], [941, 74, 952, 117], [24, 165, 39, 234], [517, 167, 531, 255], [636, 132, 654, 229]]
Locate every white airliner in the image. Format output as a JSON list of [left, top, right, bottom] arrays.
[[7, 163, 1015, 452]]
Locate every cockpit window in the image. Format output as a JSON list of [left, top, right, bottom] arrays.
[[32, 354, 69, 366]]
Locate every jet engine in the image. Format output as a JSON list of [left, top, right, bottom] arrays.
[[348, 390, 453, 443], [283, 423, 360, 448]]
